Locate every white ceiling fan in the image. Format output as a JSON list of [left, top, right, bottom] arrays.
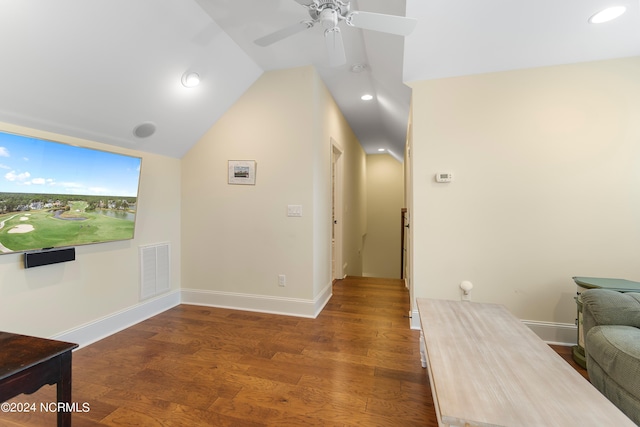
[[254, 0, 417, 67]]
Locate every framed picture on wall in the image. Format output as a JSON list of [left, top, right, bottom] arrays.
[[228, 160, 256, 185]]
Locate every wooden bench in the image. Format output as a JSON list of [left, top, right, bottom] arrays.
[[417, 298, 635, 426]]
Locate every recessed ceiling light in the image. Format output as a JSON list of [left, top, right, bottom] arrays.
[[361, 94, 373, 101], [377, 148, 386, 152], [181, 72, 200, 88], [589, 6, 627, 24]]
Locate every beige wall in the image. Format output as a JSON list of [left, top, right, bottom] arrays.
[[409, 56, 640, 324], [363, 154, 404, 278], [0, 122, 181, 338], [337, 125, 367, 278], [317, 73, 367, 281], [181, 66, 364, 307]]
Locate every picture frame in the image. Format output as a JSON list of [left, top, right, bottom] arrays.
[[228, 160, 256, 185]]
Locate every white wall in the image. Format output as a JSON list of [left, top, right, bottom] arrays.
[[181, 66, 365, 316], [408, 57, 640, 325], [0, 122, 181, 340], [363, 153, 404, 278]]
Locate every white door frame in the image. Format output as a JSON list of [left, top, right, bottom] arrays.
[[405, 124, 416, 322], [331, 139, 344, 281]]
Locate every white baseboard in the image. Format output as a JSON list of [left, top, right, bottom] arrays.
[[181, 282, 333, 319], [410, 309, 421, 330], [51, 290, 181, 349], [49, 284, 334, 350], [50, 289, 575, 351], [409, 309, 577, 346], [523, 320, 577, 346]]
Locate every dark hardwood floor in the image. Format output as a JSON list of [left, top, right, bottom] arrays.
[[550, 344, 589, 381], [1, 276, 587, 426]]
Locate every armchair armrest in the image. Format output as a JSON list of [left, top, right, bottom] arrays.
[[581, 289, 640, 338]]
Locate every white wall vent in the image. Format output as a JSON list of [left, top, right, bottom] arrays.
[[140, 243, 170, 300]]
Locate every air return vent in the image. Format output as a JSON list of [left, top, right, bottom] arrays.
[[140, 243, 170, 300]]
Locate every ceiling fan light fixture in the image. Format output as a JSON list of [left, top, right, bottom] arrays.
[[588, 6, 627, 23], [361, 94, 374, 101], [181, 72, 200, 88], [253, 0, 418, 67], [320, 8, 338, 29]]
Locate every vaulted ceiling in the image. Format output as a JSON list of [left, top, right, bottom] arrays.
[[0, 1, 638, 162]]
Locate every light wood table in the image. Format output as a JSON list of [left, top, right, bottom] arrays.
[[417, 298, 635, 427]]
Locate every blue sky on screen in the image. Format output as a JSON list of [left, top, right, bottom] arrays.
[[0, 131, 141, 197]]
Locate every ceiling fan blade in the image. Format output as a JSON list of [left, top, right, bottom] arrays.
[[325, 27, 346, 67], [346, 11, 417, 36], [254, 21, 314, 47]]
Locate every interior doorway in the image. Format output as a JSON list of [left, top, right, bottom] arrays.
[[331, 139, 344, 282]]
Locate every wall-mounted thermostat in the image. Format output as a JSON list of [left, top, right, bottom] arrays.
[[435, 173, 453, 183]]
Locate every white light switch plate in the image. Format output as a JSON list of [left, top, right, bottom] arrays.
[[287, 205, 302, 217]]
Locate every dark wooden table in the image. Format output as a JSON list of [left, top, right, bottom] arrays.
[[0, 332, 78, 426]]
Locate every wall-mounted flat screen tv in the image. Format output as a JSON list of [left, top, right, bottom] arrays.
[[0, 130, 142, 255]]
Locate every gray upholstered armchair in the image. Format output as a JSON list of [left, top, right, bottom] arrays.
[[581, 288, 640, 425]]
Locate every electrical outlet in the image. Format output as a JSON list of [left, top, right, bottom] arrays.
[[278, 274, 286, 287]]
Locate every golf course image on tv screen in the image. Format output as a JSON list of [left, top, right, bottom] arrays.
[[0, 130, 142, 254]]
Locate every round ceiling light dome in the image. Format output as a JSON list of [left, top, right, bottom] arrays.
[[181, 72, 200, 88], [361, 94, 374, 101], [589, 6, 627, 23]]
